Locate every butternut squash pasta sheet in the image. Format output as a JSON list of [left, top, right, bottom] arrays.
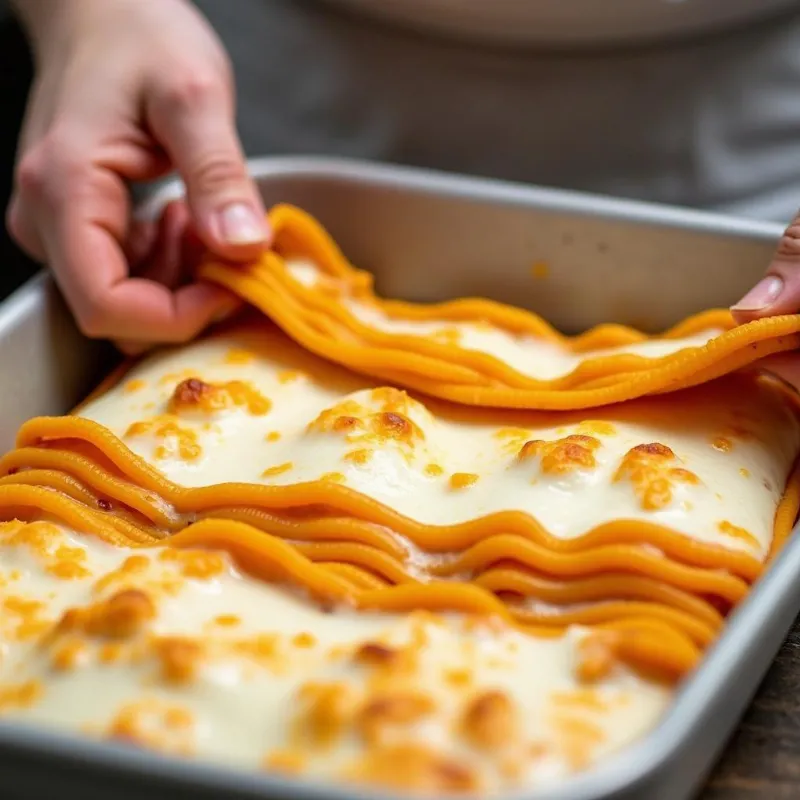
[[200, 205, 800, 410], [0, 208, 798, 796]]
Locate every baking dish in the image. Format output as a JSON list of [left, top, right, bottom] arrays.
[[0, 155, 792, 800]]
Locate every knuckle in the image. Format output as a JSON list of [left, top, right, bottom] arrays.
[[15, 147, 50, 199], [189, 152, 247, 194], [16, 132, 87, 206], [162, 72, 223, 113]]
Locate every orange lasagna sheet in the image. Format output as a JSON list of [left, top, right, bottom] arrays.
[[0, 205, 798, 794], [200, 204, 800, 410], [0, 323, 796, 684]]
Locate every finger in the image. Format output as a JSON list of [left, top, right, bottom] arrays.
[[124, 218, 159, 275], [180, 215, 212, 281], [5, 194, 46, 263], [131, 200, 221, 294], [145, 73, 269, 261], [113, 339, 152, 357], [131, 200, 190, 289], [39, 161, 237, 342], [751, 353, 800, 391], [9, 125, 172, 266], [732, 212, 800, 323], [67, 262, 237, 342]]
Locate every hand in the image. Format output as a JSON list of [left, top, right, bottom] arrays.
[[7, 0, 269, 350], [731, 213, 800, 385]]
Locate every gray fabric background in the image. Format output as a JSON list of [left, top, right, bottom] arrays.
[[319, 0, 797, 47], [193, 0, 800, 222]]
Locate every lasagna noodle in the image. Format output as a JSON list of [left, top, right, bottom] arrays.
[[197, 204, 800, 410], [0, 211, 799, 793], [0, 485, 705, 674], [0, 519, 672, 792], [0, 322, 796, 679], [60, 323, 800, 561]]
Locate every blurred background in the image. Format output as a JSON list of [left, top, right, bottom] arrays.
[[0, 3, 34, 300], [2, 1, 798, 307]]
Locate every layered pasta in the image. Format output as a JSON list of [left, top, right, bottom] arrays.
[[0, 207, 799, 795], [200, 205, 800, 410]]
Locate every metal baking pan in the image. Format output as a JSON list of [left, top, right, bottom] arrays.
[[0, 156, 794, 800]]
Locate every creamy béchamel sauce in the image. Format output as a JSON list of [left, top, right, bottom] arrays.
[[0, 520, 668, 792], [0, 311, 798, 794], [82, 322, 800, 561]]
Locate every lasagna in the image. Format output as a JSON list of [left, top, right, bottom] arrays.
[[0, 206, 798, 795]]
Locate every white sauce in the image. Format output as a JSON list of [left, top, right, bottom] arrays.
[[0, 522, 669, 791], [80, 324, 800, 560]]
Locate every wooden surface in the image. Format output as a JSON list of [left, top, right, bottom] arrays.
[[701, 621, 800, 799]]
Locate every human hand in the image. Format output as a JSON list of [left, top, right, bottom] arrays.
[[7, 0, 268, 351], [731, 214, 800, 385]]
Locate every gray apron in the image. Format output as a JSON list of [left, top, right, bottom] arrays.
[[193, 0, 800, 222]]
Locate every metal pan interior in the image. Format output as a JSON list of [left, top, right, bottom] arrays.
[[0, 156, 793, 800]]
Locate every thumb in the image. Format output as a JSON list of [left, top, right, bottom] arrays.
[[731, 213, 800, 324], [146, 75, 270, 261]]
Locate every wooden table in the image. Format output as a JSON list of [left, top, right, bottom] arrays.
[[702, 620, 800, 799]]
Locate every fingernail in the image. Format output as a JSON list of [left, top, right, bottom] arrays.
[[731, 275, 784, 311], [216, 203, 267, 245]]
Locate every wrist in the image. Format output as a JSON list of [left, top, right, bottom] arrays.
[[10, 0, 192, 64]]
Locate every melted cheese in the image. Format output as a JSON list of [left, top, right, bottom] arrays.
[[0, 521, 668, 792], [0, 203, 799, 794], [199, 205, 800, 410], [289, 258, 725, 382], [77, 324, 800, 561]]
